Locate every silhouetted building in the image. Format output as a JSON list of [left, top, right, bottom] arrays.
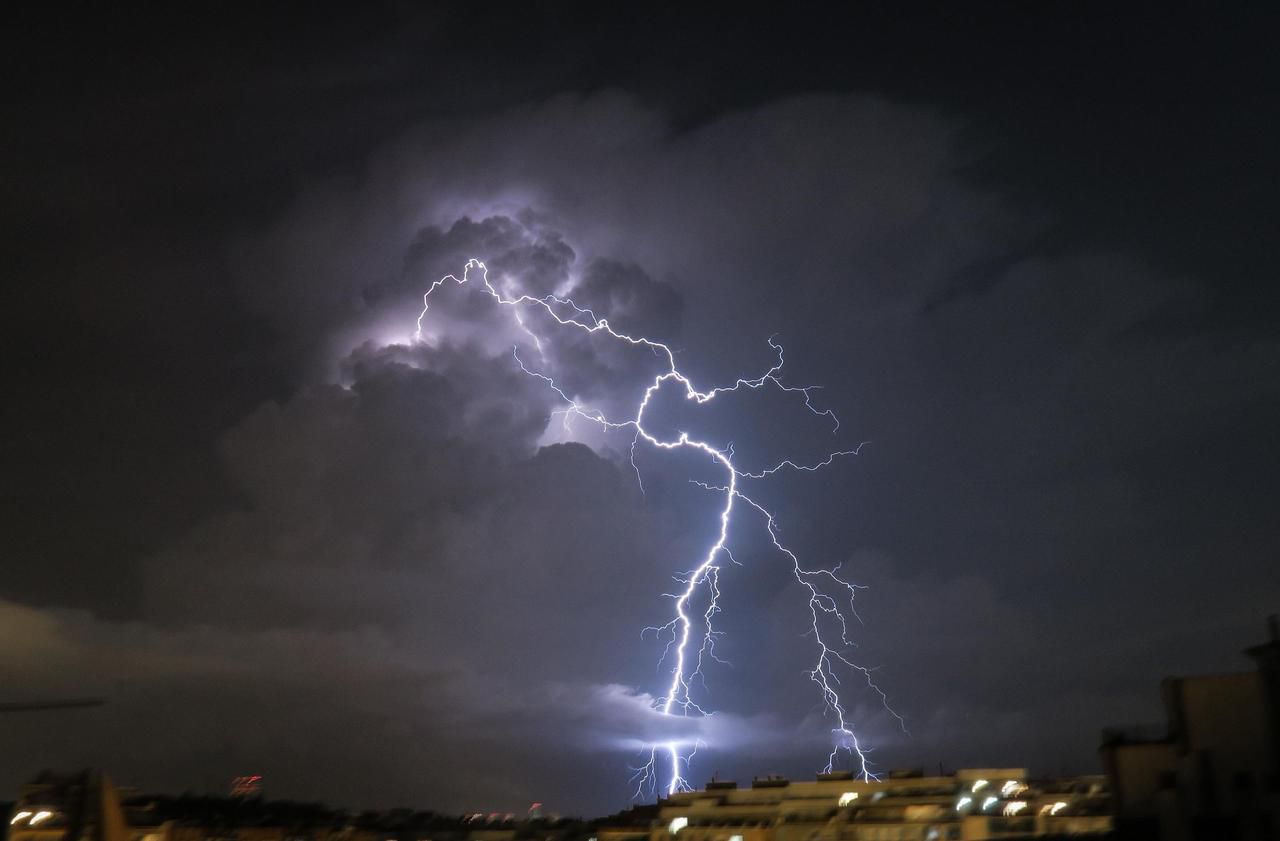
[[1100, 617, 1280, 840], [7, 775, 589, 841]]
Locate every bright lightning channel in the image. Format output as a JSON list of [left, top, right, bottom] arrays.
[[415, 259, 899, 798]]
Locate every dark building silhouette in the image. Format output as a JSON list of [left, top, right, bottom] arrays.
[[1101, 617, 1280, 840]]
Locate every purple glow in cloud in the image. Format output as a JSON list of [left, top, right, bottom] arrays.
[[415, 259, 902, 797]]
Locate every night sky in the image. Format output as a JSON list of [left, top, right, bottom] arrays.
[[2, 2, 1278, 817]]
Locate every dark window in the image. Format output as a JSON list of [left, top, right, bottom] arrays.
[[1159, 771, 1177, 789]]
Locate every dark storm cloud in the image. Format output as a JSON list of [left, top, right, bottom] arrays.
[[572, 259, 683, 338], [0, 597, 782, 810], [4, 74, 1276, 819], [142, 341, 557, 630]]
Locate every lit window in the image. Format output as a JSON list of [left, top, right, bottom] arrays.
[[954, 797, 971, 812], [1000, 780, 1027, 797], [838, 792, 858, 807], [29, 813, 53, 826], [729, 835, 743, 841], [970, 779, 989, 793], [980, 797, 997, 812], [10, 813, 32, 826], [669, 817, 689, 835], [1002, 801, 1027, 816]]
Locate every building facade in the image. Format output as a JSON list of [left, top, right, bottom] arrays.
[[1100, 619, 1280, 840], [647, 769, 1110, 841]]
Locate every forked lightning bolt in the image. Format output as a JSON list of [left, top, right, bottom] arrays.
[[415, 259, 899, 797]]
